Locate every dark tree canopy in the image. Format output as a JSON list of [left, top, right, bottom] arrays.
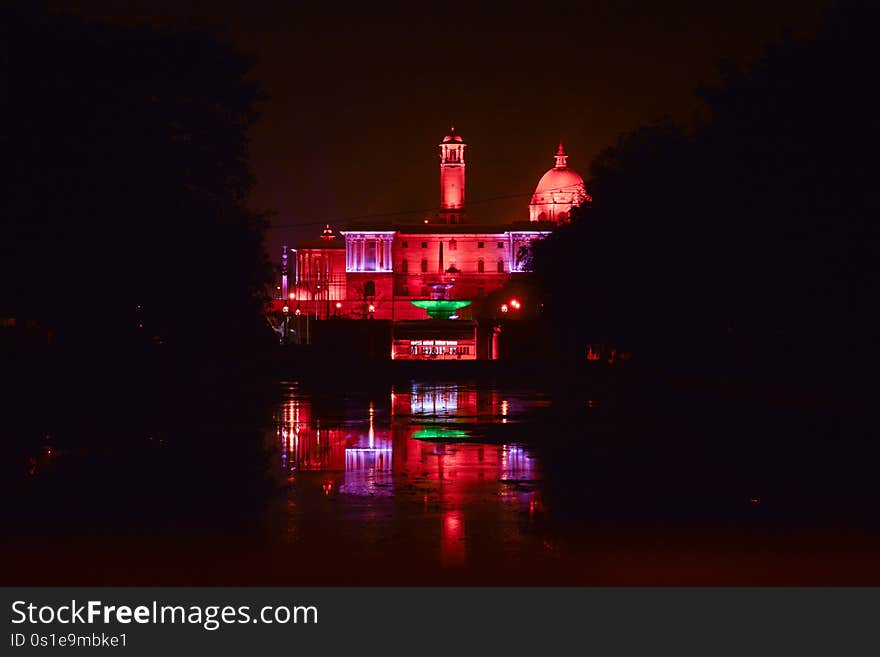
[[1, 7, 272, 357], [532, 1, 880, 381]]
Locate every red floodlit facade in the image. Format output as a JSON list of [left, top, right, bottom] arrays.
[[277, 129, 588, 322], [278, 383, 538, 502]]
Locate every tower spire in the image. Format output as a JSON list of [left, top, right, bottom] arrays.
[[555, 142, 568, 168]]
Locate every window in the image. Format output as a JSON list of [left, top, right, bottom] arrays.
[[401, 259, 408, 273], [497, 241, 504, 249], [364, 280, 376, 298], [402, 286, 409, 296], [477, 286, 485, 297], [402, 241, 408, 248], [449, 239, 457, 251], [420, 286, 429, 297], [497, 259, 504, 273], [421, 259, 428, 273], [477, 259, 484, 273], [421, 241, 428, 248], [477, 241, 484, 248]]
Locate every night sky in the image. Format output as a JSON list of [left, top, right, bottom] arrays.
[[53, 1, 827, 255]]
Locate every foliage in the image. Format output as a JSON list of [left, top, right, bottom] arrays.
[[532, 2, 880, 379], [0, 7, 273, 358]]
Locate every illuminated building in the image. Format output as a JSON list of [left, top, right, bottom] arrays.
[[528, 143, 591, 223], [279, 129, 587, 319], [288, 224, 347, 317]]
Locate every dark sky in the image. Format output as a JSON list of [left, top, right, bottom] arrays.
[[53, 1, 827, 255]]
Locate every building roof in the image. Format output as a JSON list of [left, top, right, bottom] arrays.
[[441, 126, 464, 143], [530, 142, 589, 204], [294, 239, 345, 250], [394, 223, 510, 235], [339, 219, 557, 235], [533, 167, 585, 196]]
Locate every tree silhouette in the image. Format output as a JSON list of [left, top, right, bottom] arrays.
[[1, 7, 272, 360], [532, 1, 880, 381]]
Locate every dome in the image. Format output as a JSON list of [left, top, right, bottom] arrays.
[[529, 143, 590, 223], [442, 126, 463, 143], [532, 167, 585, 197]]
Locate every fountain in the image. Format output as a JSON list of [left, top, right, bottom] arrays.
[[410, 282, 471, 320]]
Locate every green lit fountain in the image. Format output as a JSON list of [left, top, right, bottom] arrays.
[[410, 283, 471, 320]]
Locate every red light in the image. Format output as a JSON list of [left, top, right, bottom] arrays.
[[510, 299, 521, 310], [500, 304, 508, 313]]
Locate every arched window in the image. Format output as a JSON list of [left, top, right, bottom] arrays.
[[497, 259, 504, 273], [401, 259, 408, 273], [364, 281, 376, 298], [477, 259, 484, 273], [421, 259, 428, 273]]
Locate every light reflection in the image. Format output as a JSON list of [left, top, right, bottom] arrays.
[[409, 383, 460, 415], [411, 427, 471, 441], [340, 443, 393, 496], [441, 509, 465, 566], [278, 394, 347, 472], [276, 382, 543, 567]]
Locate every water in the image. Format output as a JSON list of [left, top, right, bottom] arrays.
[[275, 383, 551, 575], [4, 377, 880, 585]]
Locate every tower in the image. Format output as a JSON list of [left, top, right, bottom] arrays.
[[438, 127, 466, 224]]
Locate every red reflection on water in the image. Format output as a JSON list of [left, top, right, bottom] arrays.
[[391, 383, 502, 418], [441, 509, 465, 566], [277, 384, 539, 568], [279, 397, 348, 472]]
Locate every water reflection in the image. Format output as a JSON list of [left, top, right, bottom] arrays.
[[275, 382, 542, 568]]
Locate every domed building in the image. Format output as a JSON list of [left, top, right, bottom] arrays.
[[278, 130, 591, 357], [529, 143, 591, 223]]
